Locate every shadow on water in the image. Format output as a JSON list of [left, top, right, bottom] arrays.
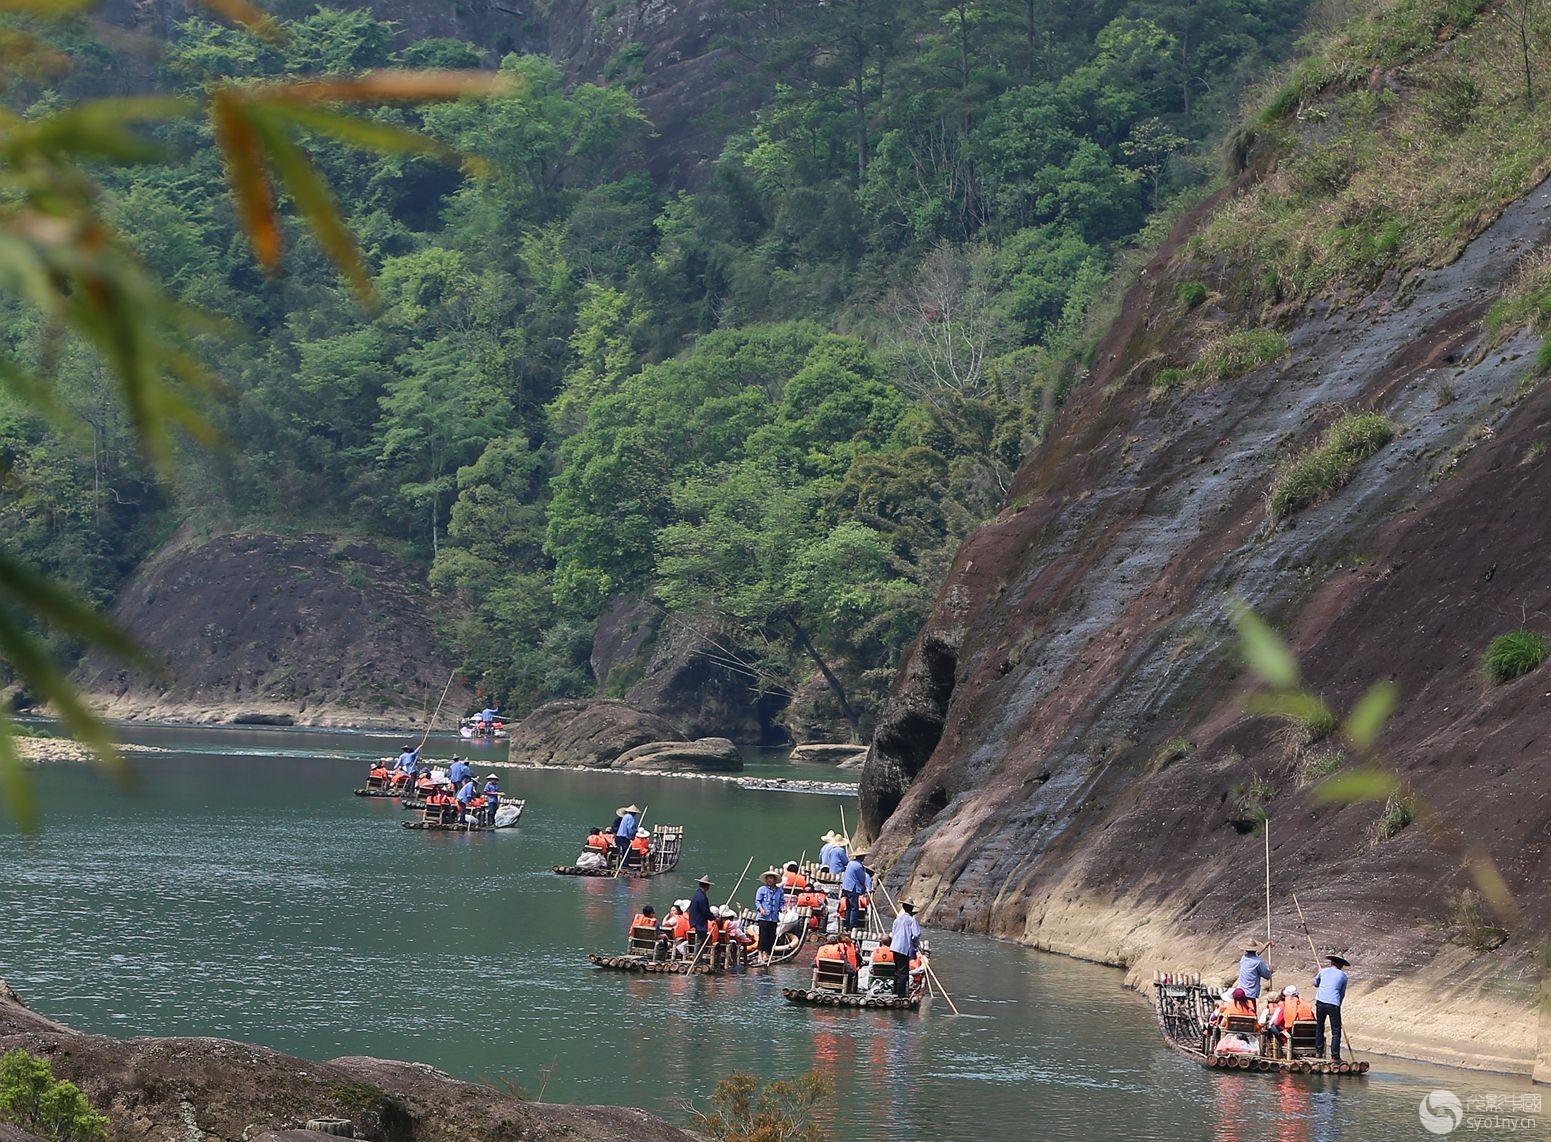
[[0, 723, 1535, 1141]]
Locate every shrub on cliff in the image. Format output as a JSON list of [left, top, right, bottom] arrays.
[[1188, 328, 1288, 384], [1268, 412, 1396, 521], [1481, 629, 1548, 683], [0, 1049, 109, 1141]]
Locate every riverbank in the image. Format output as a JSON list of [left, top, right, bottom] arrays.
[[16, 738, 169, 764], [498, 759, 858, 797], [0, 980, 694, 1142], [987, 878, 1548, 1082]]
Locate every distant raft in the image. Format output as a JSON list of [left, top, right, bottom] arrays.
[[780, 988, 921, 1010], [402, 799, 525, 832], [1152, 975, 1370, 1076], [552, 825, 684, 878]]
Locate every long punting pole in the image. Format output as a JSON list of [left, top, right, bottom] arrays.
[[1264, 817, 1272, 946], [686, 853, 757, 974], [417, 669, 457, 753], [1293, 891, 1363, 1063]]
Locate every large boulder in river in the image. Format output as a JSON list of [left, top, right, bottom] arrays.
[[613, 737, 743, 772], [789, 743, 868, 767], [506, 700, 682, 768]]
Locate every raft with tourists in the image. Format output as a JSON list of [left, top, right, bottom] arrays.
[[1151, 973, 1368, 1075], [551, 812, 684, 878], [403, 798, 525, 831]]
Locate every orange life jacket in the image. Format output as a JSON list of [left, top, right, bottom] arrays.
[[782, 871, 808, 890], [816, 944, 845, 963], [630, 914, 655, 933], [1217, 998, 1257, 1021], [587, 833, 610, 851], [871, 946, 895, 965], [1282, 997, 1314, 1025], [369, 766, 389, 780], [796, 891, 826, 909], [673, 914, 691, 940], [631, 835, 650, 854], [710, 919, 723, 945], [841, 943, 859, 969]]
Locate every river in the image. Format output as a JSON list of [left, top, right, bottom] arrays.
[[1, 724, 1539, 1141]]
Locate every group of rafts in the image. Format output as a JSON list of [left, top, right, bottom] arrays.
[[565, 827, 933, 1012], [354, 753, 525, 832]]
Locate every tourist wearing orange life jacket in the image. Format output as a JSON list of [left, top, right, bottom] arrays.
[[815, 934, 858, 987], [368, 763, 390, 788], [781, 861, 808, 890], [1213, 987, 1258, 1022]]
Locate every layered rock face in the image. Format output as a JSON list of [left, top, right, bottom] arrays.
[[72, 532, 470, 728], [862, 178, 1551, 1075]]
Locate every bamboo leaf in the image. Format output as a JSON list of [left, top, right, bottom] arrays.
[[261, 103, 479, 171], [260, 69, 516, 105], [1228, 600, 1299, 691], [247, 106, 373, 303], [1310, 768, 1398, 805], [0, 351, 83, 445], [210, 91, 281, 273], [0, 709, 37, 834], [1244, 690, 1331, 725], [0, 547, 151, 670], [192, 0, 285, 41], [1344, 679, 1397, 751], [1, 97, 195, 164]]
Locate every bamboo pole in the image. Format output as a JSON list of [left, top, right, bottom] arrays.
[[611, 805, 648, 878], [1292, 891, 1363, 1063], [417, 669, 458, 753], [1264, 817, 1272, 947]]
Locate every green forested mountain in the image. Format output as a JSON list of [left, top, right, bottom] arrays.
[[0, 0, 1310, 732]]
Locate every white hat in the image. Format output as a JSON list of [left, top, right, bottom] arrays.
[[785, 861, 799, 871], [636, 828, 649, 838], [716, 906, 737, 919], [674, 899, 690, 910], [1282, 985, 1298, 997]]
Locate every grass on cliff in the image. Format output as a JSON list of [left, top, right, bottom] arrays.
[[1267, 412, 1397, 520], [1152, 328, 1289, 392], [1481, 629, 1548, 683], [1200, 0, 1551, 301]]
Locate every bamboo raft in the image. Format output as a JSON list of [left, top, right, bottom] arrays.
[[587, 952, 739, 975], [353, 786, 406, 799], [552, 825, 684, 878], [1152, 975, 1369, 1076], [781, 988, 920, 1010]]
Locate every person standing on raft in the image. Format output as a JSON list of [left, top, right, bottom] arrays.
[[1237, 935, 1274, 1003], [614, 805, 639, 863], [819, 831, 848, 876], [753, 868, 785, 966], [889, 899, 922, 998], [1313, 953, 1349, 1062], [688, 874, 714, 956], [841, 850, 871, 930]]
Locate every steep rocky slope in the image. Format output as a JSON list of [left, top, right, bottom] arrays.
[[861, 170, 1551, 1074], [73, 532, 471, 727]]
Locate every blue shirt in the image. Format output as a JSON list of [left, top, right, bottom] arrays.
[[841, 859, 871, 894], [1314, 966, 1348, 1006], [755, 883, 785, 922], [448, 760, 470, 786], [890, 912, 921, 956], [394, 748, 419, 772], [482, 780, 500, 802], [616, 812, 636, 841], [456, 782, 476, 805], [820, 843, 847, 874], [688, 887, 713, 932], [1238, 953, 1273, 999]]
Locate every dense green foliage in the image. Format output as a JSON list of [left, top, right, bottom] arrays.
[[1, 0, 1310, 729], [0, 1049, 109, 1142], [1481, 629, 1548, 684]]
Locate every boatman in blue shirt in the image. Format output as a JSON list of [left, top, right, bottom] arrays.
[[391, 744, 420, 790], [841, 850, 872, 930], [889, 900, 922, 997], [614, 804, 639, 864], [1313, 953, 1350, 1061], [819, 831, 848, 876], [688, 874, 714, 955], [1237, 936, 1274, 1003], [753, 868, 785, 966], [448, 755, 471, 789], [455, 776, 477, 824], [481, 773, 501, 826]]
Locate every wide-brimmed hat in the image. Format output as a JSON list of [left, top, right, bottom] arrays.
[[618, 804, 641, 815], [1282, 985, 1299, 997], [484, 773, 499, 780], [635, 828, 650, 838], [1325, 953, 1350, 968], [899, 900, 917, 913], [695, 874, 712, 886], [716, 906, 737, 919], [762, 868, 781, 880], [850, 849, 869, 860], [820, 830, 846, 844]]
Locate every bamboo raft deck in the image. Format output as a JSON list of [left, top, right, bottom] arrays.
[[1152, 976, 1369, 1076], [353, 786, 407, 799], [780, 988, 920, 1010], [552, 825, 684, 878], [587, 952, 740, 975]]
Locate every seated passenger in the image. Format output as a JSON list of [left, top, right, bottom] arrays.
[[781, 861, 808, 890]]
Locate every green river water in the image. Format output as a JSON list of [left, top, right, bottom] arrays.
[[1, 723, 1540, 1141]]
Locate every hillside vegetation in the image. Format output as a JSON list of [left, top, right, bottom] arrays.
[[0, 0, 1309, 732]]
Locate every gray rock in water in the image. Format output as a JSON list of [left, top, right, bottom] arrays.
[[789, 743, 869, 767], [506, 700, 683, 767], [613, 737, 743, 772]]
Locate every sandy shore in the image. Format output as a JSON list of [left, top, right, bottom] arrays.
[[17, 738, 169, 764]]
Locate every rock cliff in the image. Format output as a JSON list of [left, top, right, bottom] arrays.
[[73, 532, 471, 728], [861, 171, 1551, 1076]]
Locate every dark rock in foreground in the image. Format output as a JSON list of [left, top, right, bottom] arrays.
[[506, 700, 682, 767], [0, 980, 693, 1142]]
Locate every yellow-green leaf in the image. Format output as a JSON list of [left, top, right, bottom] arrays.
[[0, 709, 37, 834], [261, 103, 478, 171], [210, 91, 281, 273], [1228, 600, 1299, 690], [193, 0, 285, 41], [1311, 768, 1398, 805], [1344, 679, 1397, 751], [1244, 689, 1330, 725], [260, 69, 516, 105]]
